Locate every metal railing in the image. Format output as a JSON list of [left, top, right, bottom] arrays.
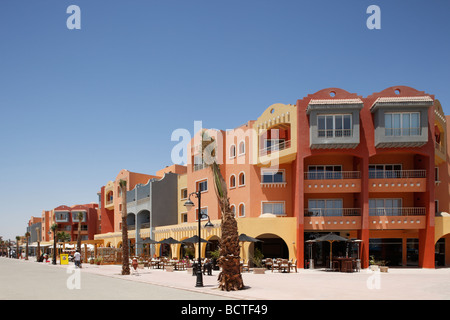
[[304, 171, 360, 180], [369, 207, 425, 216], [304, 208, 361, 217], [259, 140, 291, 156], [385, 127, 421, 136], [368, 170, 426, 179], [318, 129, 352, 138]]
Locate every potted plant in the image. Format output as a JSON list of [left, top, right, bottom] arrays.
[[89, 257, 95, 265], [210, 249, 220, 270], [251, 248, 265, 274], [95, 257, 102, 265], [138, 258, 145, 269]]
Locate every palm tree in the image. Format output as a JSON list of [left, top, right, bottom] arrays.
[[200, 130, 244, 291], [75, 212, 84, 253], [50, 223, 58, 264], [119, 179, 130, 275], [24, 232, 30, 260], [15, 236, 20, 259]]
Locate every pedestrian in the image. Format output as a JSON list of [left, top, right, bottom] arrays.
[[74, 250, 81, 268]]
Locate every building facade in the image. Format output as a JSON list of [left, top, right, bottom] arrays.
[[156, 86, 450, 269]]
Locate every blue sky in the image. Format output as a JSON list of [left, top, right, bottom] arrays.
[[0, 0, 449, 240]]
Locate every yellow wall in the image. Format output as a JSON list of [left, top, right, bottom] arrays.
[[178, 173, 188, 224]]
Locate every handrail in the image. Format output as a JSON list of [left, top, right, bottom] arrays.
[[304, 208, 361, 217], [369, 170, 426, 179], [259, 140, 291, 156], [369, 207, 426, 216], [304, 171, 360, 180]]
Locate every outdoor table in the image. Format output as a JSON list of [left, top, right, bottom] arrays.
[[333, 257, 355, 272]]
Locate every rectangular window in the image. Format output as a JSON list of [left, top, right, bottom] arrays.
[[180, 188, 188, 200], [307, 165, 342, 179], [369, 198, 402, 216], [262, 202, 285, 215], [195, 207, 208, 220], [308, 199, 343, 216], [197, 180, 208, 193], [318, 114, 352, 138], [261, 170, 285, 183], [385, 112, 420, 136], [369, 164, 402, 179]]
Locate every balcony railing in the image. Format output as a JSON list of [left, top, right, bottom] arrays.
[[368, 170, 426, 179], [318, 129, 352, 138], [304, 208, 361, 217], [193, 163, 208, 172], [385, 127, 421, 136], [304, 171, 360, 180], [259, 140, 291, 156], [369, 207, 425, 216]]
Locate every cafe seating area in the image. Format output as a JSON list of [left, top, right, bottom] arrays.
[[330, 257, 361, 273]]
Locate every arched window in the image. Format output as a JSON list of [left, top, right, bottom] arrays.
[[238, 172, 245, 186], [229, 144, 236, 158], [238, 141, 245, 155], [238, 203, 245, 217], [230, 174, 236, 188], [230, 205, 236, 216]]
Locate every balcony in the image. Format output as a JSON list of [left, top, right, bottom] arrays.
[[258, 139, 295, 165], [304, 171, 361, 193], [304, 208, 361, 230], [369, 207, 426, 229], [369, 170, 426, 192]]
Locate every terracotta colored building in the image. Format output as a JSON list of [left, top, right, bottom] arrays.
[[156, 86, 450, 269]]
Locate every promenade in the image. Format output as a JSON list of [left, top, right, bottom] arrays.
[[2, 257, 450, 300]]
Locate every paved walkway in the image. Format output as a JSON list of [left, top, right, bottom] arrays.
[[3, 257, 450, 299]]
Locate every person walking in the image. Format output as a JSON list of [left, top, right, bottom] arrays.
[[74, 250, 81, 268]]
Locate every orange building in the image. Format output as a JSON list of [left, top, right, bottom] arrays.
[[165, 86, 450, 269]]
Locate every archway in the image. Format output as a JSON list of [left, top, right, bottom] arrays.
[[250, 233, 289, 260]]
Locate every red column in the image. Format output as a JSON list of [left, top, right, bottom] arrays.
[[359, 155, 370, 269], [419, 154, 435, 268]]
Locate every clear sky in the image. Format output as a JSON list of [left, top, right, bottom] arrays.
[[0, 0, 449, 240]]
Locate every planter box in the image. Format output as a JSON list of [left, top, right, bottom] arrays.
[[138, 264, 144, 269], [253, 268, 266, 274], [380, 266, 388, 273]]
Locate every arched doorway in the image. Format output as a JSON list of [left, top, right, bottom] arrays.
[[250, 233, 289, 260], [205, 235, 220, 258], [160, 243, 171, 257]]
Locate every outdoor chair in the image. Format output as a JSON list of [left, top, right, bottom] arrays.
[[290, 259, 298, 273], [279, 259, 290, 273], [265, 258, 273, 270], [332, 260, 340, 272], [272, 259, 282, 272], [241, 260, 249, 272]]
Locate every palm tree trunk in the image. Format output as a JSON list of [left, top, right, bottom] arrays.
[[120, 180, 130, 275], [209, 162, 244, 291]]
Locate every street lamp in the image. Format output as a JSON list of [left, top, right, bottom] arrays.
[[184, 191, 214, 287], [49, 229, 56, 265]]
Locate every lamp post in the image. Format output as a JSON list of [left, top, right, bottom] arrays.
[[49, 224, 57, 265], [184, 191, 214, 287]]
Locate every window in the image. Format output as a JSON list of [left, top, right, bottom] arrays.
[[238, 141, 245, 155], [180, 188, 188, 200], [369, 198, 402, 216], [230, 205, 236, 216], [181, 213, 188, 223], [72, 212, 86, 222], [318, 114, 352, 138], [385, 112, 420, 136], [238, 203, 245, 217], [229, 145, 236, 158], [369, 164, 402, 179], [55, 212, 69, 222], [197, 180, 208, 193], [238, 172, 245, 186], [264, 138, 285, 151], [262, 202, 285, 215], [196, 207, 208, 220], [307, 165, 342, 179], [261, 170, 285, 183], [308, 199, 343, 216], [229, 175, 236, 188], [435, 167, 440, 183]]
